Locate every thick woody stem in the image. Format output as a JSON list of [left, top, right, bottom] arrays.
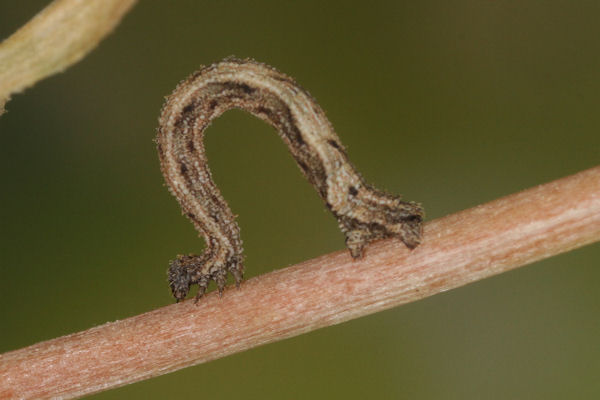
[[1, 166, 599, 399]]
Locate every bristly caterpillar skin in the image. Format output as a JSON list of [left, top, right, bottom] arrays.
[[157, 58, 424, 302]]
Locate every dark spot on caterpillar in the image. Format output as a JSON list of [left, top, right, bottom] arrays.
[[182, 104, 194, 114], [257, 105, 275, 120], [187, 140, 195, 152], [186, 212, 195, 219], [310, 163, 328, 199], [208, 211, 220, 222], [337, 216, 372, 241], [206, 192, 225, 211], [208, 99, 218, 110], [172, 116, 185, 130], [338, 215, 364, 231], [405, 214, 422, 222], [366, 221, 390, 235], [289, 126, 306, 146], [222, 82, 255, 95], [348, 186, 358, 196], [377, 203, 424, 224], [240, 83, 256, 94], [180, 163, 188, 174], [328, 140, 341, 150], [386, 213, 423, 225], [297, 160, 309, 173]]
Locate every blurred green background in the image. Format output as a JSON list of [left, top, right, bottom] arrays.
[[1, 1, 599, 398]]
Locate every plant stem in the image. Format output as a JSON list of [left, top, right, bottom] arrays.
[[1, 166, 599, 400], [0, 0, 137, 114]]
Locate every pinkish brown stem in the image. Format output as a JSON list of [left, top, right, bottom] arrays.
[[1, 166, 599, 399]]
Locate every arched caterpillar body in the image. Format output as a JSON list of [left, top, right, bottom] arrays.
[[157, 58, 423, 302]]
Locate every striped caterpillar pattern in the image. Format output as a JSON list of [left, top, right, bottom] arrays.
[[157, 58, 424, 302]]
